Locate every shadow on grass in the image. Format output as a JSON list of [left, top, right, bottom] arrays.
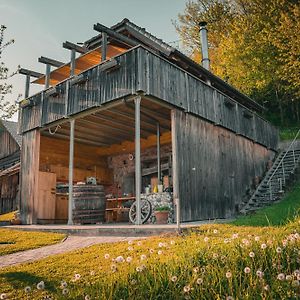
[[0, 271, 57, 292]]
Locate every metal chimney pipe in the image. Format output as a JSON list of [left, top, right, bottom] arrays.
[[199, 21, 210, 71]]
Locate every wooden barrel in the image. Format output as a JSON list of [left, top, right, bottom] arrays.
[[72, 185, 105, 224]]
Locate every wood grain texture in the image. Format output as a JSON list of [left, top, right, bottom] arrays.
[[0, 131, 19, 159], [173, 111, 275, 222]]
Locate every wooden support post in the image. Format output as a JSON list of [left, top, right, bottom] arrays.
[[45, 64, 51, 89], [171, 110, 181, 233], [70, 49, 76, 76], [157, 122, 161, 183], [68, 119, 75, 225], [135, 96, 142, 225], [25, 74, 30, 98], [101, 32, 107, 62]]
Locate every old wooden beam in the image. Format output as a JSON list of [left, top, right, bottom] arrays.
[[63, 41, 88, 54], [24, 75, 30, 98], [19, 68, 43, 78], [94, 23, 138, 48], [70, 49, 76, 76], [45, 64, 51, 89], [157, 122, 161, 183], [68, 119, 75, 225], [135, 96, 142, 225], [38, 56, 64, 68]]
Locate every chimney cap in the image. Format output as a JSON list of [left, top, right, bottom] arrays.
[[199, 21, 207, 27]]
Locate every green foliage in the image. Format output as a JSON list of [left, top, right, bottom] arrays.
[[0, 25, 17, 119], [155, 206, 170, 212], [175, 0, 300, 126], [233, 181, 300, 226]]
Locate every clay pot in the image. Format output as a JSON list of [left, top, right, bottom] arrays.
[[155, 211, 169, 224]]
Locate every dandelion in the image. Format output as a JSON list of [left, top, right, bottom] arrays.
[[276, 247, 282, 253], [149, 248, 154, 254], [136, 266, 142, 272], [224, 238, 230, 243], [213, 253, 218, 259], [131, 279, 137, 285], [140, 254, 147, 261], [137, 241, 142, 246], [0, 294, 7, 300], [232, 233, 238, 239], [204, 237, 209, 242], [37, 281, 45, 290], [158, 242, 164, 248], [213, 229, 218, 234], [170, 240, 175, 245], [256, 270, 264, 278], [60, 281, 68, 288], [292, 280, 299, 287], [24, 286, 31, 293], [226, 297, 234, 300], [104, 253, 110, 259], [261, 243, 267, 249], [126, 256, 133, 263], [226, 271, 232, 279], [286, 275, 293, 281], [196, 278, 203, 285], [128, 246, 133, 251], [171, 276, 177, 282], [282, 240, 287, 247], [116, 256, 125, 263], [249, 252, 255, 258], [111, 264, 117, 272], [277, 273, 285, 281], [90, 270, 95, 276], [74, 274, 81, 280], [244, 267, 251, 274], [158, 250, 162, 255], [128, 240, 133, 245], [254, 236, 260, 242], [62, 288, 69, 295], [84, 296, 91, 300], [263, 285, 270, 291], [183, 285, 191, 293], [193, 267, 199, 273]]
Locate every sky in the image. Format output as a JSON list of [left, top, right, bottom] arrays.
[[0, 0, 187, 120]]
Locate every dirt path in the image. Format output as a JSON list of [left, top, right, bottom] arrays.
[[0, 236, 143, 269]]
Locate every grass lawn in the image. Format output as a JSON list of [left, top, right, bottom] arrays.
[[0, 229, 65, 256], [0, 219, 299, 299], [233, 182, 300, 227], [0, 211, 17, 222]]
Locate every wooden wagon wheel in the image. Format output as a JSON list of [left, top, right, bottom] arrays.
[[129, 199, 152, 224]]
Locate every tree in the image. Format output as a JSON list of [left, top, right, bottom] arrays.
[[175, 0, 300, 126], [0, 25, 17, 119]]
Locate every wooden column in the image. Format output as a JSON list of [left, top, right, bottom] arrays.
[[70, 49, 76, 76], [135, 96, 142, 225], [20, 130, 41, 224], [45, 64, 51, 89], [157, 122, 161, 183], [68, 119, 75, 225], [101, 32, 107, 62], [25, 75, 30, 98], [171, 110, 181, 232]]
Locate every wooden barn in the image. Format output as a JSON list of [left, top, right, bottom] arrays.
[[18, 19, 278, 225], [0, 120, 21, 214]]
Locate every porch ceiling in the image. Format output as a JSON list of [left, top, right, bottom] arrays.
[[41, 99, 171, 148]]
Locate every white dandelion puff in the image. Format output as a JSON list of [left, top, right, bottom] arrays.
[[249, 252, 255, 258], [244, 267, 251, 274], [62, 288, 69, 295], [171, 275, 177, 282], [126, 256, 133, 263], [60, 281, 68, 288], [0, 294, 7, 300], [183, 285, 191, 293], [196, 278, 203, 285], [261, 243, 267, 249], [24, 286, 31, 293], [104, 253, 110, 259], [277, 273, 285, 281], [140, 254, 147, 261], [158, 250, 163, 255], [37, 281, 45, 290], [276, 247, 282, 253], [226, 271, 232, 279], [115, 256, 125, 263]]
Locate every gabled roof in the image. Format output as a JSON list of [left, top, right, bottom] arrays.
[[0, 120, 22, 147], [84, 18, 263, 112]]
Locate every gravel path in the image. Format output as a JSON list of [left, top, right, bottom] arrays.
[[0, 236, 142, 269]]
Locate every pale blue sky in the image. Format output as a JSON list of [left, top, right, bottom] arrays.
[[1, 0, 187, 120]]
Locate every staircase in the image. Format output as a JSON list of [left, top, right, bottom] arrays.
[[241, 129, 300, 214]]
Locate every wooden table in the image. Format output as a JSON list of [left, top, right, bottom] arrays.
[[105, 197, 135, 222]]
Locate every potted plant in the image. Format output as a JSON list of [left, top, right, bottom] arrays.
[[154, 206, 170, 224]]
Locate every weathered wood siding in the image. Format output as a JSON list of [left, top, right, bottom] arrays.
[[0, 131, 19, 159], [20, 130, 40, 224], [19, 46, 278, 150], [0, 173, 18, 214], [173, 110, 275, 222]]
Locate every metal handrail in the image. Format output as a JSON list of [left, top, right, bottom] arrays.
[[268, 128, 300, 199]]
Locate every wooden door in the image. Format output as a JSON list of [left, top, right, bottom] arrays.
[[36, 172, 56, 222]]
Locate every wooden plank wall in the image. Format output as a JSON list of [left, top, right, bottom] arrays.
[[20, 130, 40, 224], [173, 110, 275, 222], [0, 131, 19, 159], [0, 173, 19, 214], [39, 135, 113, 185]]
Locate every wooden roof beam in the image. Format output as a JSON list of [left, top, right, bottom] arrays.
[[63, 41, 88, 54], [18, 68, 43, 78], [38, 56, 64, 68], [93, 23, 138, 48]]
